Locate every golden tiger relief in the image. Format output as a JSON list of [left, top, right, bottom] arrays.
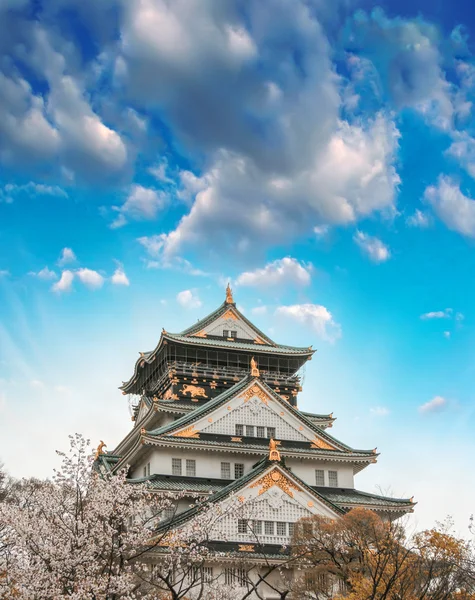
[[181, 384, 208, 399]]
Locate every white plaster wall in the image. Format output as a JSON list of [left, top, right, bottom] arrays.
[[131, 447, 355, 489], [131, 447, 258, 479], [286, 458, 354, 488]]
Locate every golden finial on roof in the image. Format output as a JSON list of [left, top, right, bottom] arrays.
[[268, 439, 281, 461], [410, 496, 414, 503], [94, 440, 107, 461], [225, 283, 234, 304], [250, 356, 260, 377]]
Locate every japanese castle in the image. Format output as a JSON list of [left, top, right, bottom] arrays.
[[97, 286, 414, 593]]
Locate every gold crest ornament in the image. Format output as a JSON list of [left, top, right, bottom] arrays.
[[94, 440, 107, 461], [268, 438, 281, 461]]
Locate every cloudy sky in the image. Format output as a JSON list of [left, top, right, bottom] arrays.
[[1, 0, 475, 533]]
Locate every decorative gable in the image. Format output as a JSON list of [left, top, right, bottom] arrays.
[[189, 307, 272, 344], [136, 398, 150, 424], [210, 464, 341, 544], [172, 380, 341, 450]]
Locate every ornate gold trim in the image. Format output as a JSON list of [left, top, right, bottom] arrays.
[[231, 437, 242, 442], [250, 468, 300, 498], [193, 330, 207, 338], [222, 308, 238, 320], [225, 283, 234, 304], [310, 437, 336, 450], [268, 439, 280, 461], [173, 425, 200, 439], [242, 384, 268, 405], [238, 544, 255, 552], [254, 336, 266, 345]]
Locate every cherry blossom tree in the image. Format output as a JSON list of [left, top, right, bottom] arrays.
[[0, 434, 229, 599]]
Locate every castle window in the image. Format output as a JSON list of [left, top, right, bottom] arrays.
[[237, 519, 248, 533], [221, 462, 231, 479], [288, 522, 295, 536], [315, 469, 325, 486], [203, 567, 213, 583], [186, 459, 196, 477], [252, 520, 262, 535], [223, 330, 229, 338], [234, 463, 244, 479], [328, 470, 338, 487], [264, 521, 274, 535], [245, 425, 254, 437], [143, 462, 150, 477], [172, 458, 182, 476], [276, 522, 287, 536], [267, 427, 276, 439], [235, 424, 244, 436], [256, 426, 265, 438], [230, 330, 237, 338]]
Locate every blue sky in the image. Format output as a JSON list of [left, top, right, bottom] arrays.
[[1, 0, 475, 533]]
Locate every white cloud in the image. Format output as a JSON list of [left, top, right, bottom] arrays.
[[111, 185, 166, 228], [176, 289, 202, 309], [236, 257, 312, 288], [419, 395, 448, 414], [29, 266, 57, 280], [251, 306, 268, 316], [420, 308, 453, 320], [455, 312, 464, 321], [406, 209, 430, 228], [424, 176, 475, 237], [353, 231, 390, 262], [275, 303, 341, 343], [443, 331, 451, 338], [1, 182, 68, 202], [370, 406, 390, 416], [111, 267, 130, 286], [52, 270, 74, 293], [30, 379, 45, 389], [57, 247, 76, 267], [76, 268, 104, 289], [314, 225, 329, 238]]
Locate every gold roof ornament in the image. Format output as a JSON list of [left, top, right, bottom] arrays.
[[268, 438, 281, 461], [225, 283, 234, 304], [94, 440, 107, 461], [250, 356, 260, 377]]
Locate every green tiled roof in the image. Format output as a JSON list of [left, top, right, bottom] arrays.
[[164, 332, 313, 355], [145, 434, 375, 459], [300, 411, 334, 421], [128, 474, 230, 494], [316, 487, 414, 509]]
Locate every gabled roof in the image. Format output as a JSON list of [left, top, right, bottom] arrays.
[[180, 300, 275, 346], [156, 457, 346, 533], [147, 376, 373, 456]]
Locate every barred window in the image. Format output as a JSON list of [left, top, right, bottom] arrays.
[[224, 568, 234, 585], [171, 458, 182, 476], [230, 330, 237, 339], [256, 426, 265, 438], [203, 566, 213, 583], [267, 427, 276, 439], [288, 522, 295, 536], [252, 520, 262, 535], [234, 463, 244, 479], [315, 469, 325, 486], [238, 519, 248, 533], [264, 521, 274, 535], [223, 330, 229, 338], [163, 506, 175, 521], [186, 459, 196, 477], [224, 568, 247, 586], [221, 462, 231, 479], [328, 470, 338, 487], [245, 425, 255, 437], [276, 522, 287, 536], [235, 424, 244, 436]]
